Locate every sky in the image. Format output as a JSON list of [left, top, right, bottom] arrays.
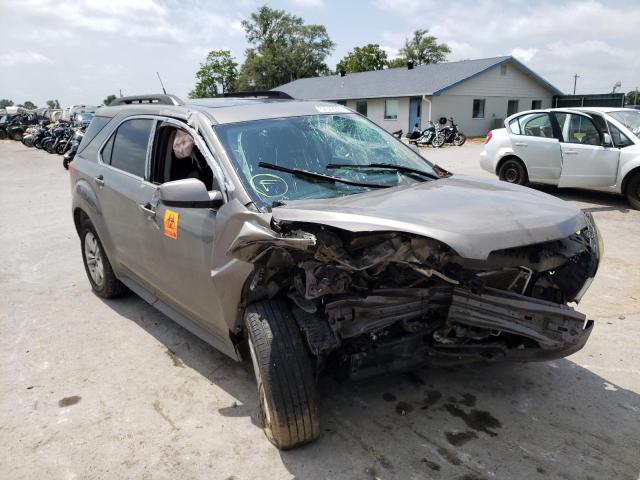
[[0, 0, 638, 107]]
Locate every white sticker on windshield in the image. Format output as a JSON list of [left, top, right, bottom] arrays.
[[316, 105, 350, 113]]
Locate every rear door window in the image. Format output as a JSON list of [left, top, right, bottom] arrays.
[[509, 113, 554, 138], [77, 116, 111, 154], [103, 118, 154, 178]]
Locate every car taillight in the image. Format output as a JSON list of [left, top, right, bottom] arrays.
[[485, 131, 493, 144]]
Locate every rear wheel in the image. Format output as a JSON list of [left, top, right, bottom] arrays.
[[625, 173, 640, 210], [80, 221, 124, 298], [453, 133, 466, 146], [244, 299, 320, 449], [11, 132, 22, 141], [498, 158, 528, 186]]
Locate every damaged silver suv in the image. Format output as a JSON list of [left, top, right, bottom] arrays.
[[70, 92, 601, 449]]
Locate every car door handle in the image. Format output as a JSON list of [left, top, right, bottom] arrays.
[[563, 150, 578, 155], [138, 203, 156, 218], [514, 142, 528, 147], [94, 174, 104, 186]]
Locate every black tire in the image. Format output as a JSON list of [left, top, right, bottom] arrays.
[[63, 157, 71, 170], [244, 299, 320, 449], [0, 130, 7, 140], [453, 133, 466, 146], [498, 158, 528, 185], [625, 173, 640, 210], [432, 133, 446, 148], [55, 142, 66, 155], [79, 220, 124, 298], [12, 132, 23, 141]]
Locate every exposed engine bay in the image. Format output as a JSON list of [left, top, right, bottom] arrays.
[[238, 215, 600, 379]]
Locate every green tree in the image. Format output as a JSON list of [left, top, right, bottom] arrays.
[[397, 29, 450, 66], [336, 44, 388, 74], [626, 90, 640, 106], [22, 101, 37, 110], [103, 94, 117, 106], [237, 6, 335, 90], [46, 99, 61, 109], [387, 57, 408, 69], [0, 99, 14, 108], [189, 50, 238, 98]]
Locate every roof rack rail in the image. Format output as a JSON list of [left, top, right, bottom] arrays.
[[219, 91, 293, 100], [109, 94, 184, 106]]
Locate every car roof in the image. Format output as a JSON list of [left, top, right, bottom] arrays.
[[93, 96, 352, 125]]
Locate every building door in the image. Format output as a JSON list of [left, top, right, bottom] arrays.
[[409, 97, 422, 131]]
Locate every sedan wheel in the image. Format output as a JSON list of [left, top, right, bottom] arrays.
[[499, 159, 528, 186], [80, 221, 124, 298], [84, 231, 104, 288], [625, 173, 640, 210]]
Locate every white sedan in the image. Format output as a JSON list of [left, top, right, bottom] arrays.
[[480, 107, 640, 209]]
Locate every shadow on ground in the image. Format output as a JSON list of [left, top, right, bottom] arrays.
[[103, 290, 640, 480], [530, 184, 632, 213]]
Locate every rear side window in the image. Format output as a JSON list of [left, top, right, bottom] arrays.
[[77, 116, 111, 154], [509, 113, 553, 138], [102, 118, 153, 178]]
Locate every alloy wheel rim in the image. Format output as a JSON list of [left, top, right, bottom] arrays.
[[84, 232, 104, 287], [248, 337, 272, 431]]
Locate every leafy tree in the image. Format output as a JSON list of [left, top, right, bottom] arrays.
[[46, 99, 61, 109], [237, 6, 335, 90], [397, 29, 450, 66], [103, 94, 117, 106], [387, 57, 408, 69], [626, 90, 640, 106], [336, 44, 388, 74], [22, 101, 37, 110], [189, 50, 238, 98], [0, 99, 14, 108]]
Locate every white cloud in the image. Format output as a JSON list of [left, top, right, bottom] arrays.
[[511, 47, 538, 63], [0, 51, 53, 67]]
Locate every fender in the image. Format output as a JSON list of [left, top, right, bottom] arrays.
[[72, 177, 118, 274]]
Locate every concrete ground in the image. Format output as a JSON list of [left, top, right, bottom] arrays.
[[1, 140, 639, 480]]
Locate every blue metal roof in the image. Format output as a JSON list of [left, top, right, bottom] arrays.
[[276, 56, 563, 100]]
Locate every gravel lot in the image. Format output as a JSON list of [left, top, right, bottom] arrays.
[[1, 140, 639, 480]]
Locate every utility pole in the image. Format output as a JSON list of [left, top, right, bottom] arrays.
[[572, 74, 579, 95], [119, 89, 123, 98]]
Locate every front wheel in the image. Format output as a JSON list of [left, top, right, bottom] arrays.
[[498, 158, 528, 185], [244, 299, 320, 449], [625, 173, 640, 210], [453, 133, 466, 146], [432, 133, 446, 148]]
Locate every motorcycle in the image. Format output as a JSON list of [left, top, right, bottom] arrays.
[[409, 121, 438, 147], [432, 117, 466, 147], [42, 123, 71, 154], [63, 127, 84, 169], [392, 129, 403, 139]]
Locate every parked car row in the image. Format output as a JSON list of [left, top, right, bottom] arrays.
[[480, 107, 640, 209]]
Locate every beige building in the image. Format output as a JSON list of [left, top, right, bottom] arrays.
[[276, 56, 562, 137]]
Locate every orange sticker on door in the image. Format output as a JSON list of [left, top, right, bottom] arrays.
[[163, 210, 179, 240]]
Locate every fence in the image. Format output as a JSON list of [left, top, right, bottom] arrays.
[[552, 94, 625, 108]]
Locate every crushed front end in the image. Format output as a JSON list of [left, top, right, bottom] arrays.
[[237, 213, 601, 380]]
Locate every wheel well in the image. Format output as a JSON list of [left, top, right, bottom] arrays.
[[73, 208, 90, 234], [496, 155, 526, 176], [621, 167, 640, 194]]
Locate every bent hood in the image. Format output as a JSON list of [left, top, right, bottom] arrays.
[[271, 175, 587, 260]]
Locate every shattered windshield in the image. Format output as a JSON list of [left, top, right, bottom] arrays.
[[214, 113, 437, 207], [609, 110, 640, 138]]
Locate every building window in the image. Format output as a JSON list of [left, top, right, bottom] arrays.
[[507, 100, 519, 116], [384, 99, 398, 120], [472, 99, 485, 119], [336, 100, 347, 106], [531, 100, 542, 110], [356, 100, 367, 116], [500, 64, 507, 75]]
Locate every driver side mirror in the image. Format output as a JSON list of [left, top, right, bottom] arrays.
[[159, 178, 223, 209], [602, 132, 613, 147]]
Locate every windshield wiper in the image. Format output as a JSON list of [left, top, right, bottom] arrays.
[[326, 162, 439, 180], [258, 162, 389, 189]]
